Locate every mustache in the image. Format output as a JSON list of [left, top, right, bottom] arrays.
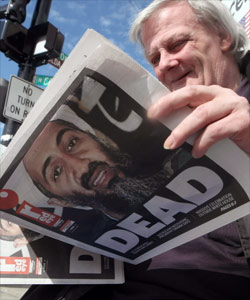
[[80, 161, 109, 189]]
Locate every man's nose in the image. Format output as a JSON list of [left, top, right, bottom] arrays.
[[158, 50, 179, 73], [66, 156, 91, 182]]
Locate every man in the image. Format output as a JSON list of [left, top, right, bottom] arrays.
[[23, 118, 173, 220], [131, 0, 250, 158], [21, 1, 250, 299], [0, 218, 42, 248], [124, 0, 250, 298]]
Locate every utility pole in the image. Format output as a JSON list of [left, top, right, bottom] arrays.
[[0, 0, 64, 147]]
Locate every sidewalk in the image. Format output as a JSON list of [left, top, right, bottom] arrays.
[[0, 285, 29, 300]]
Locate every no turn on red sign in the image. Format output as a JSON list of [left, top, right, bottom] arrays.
[[3, 76, 43, 123]]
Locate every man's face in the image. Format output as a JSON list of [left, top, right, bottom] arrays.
[[23, 122, 124, 200], [0, 219, 23, 237], [141, 2, 231, 91]]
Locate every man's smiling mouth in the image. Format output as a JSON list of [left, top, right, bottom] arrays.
[[173, 71, 191, 83], [81, 162, 117, 190], [93, 169, 106, 186]]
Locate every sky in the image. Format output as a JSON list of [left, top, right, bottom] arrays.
[[0, 0, 153, 81], [0, 0, 154, 137]]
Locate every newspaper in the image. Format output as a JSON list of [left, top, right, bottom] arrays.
[[0, 218, 124, 284], [0, 29, 249, 264]]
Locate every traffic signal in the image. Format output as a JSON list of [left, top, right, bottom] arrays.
[[24, 22, 64, 66], [0, 0, 64, 66], [5, 0, 30, 24], [0, 20, 28, 63]]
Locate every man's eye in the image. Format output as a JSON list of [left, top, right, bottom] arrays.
[[170, 40, 187, 52], [54, 166, 61, 181], [150, 54, 160, 66], [67, 138, 77, 152]]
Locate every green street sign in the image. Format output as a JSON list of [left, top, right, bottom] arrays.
[[48, 51, 68, 69], [59, 52, 68, 61], [34, 75, 53, 87]]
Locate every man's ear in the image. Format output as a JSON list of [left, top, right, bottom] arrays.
[[219, 30, 232, 52], [47, 198, 76, 207], [13, 237, 29, 248]]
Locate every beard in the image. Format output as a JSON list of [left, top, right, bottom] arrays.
[[99, 169, 169, 215], [64, 169, 169, 216]]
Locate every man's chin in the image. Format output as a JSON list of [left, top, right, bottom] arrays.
[[171, 80, 190, 91]]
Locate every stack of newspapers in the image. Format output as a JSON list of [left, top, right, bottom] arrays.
[[0, 29, 249, 285]]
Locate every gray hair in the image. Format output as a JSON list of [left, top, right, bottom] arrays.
[[130, 0, 249, 62]]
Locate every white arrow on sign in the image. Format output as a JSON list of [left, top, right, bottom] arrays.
[[3, 76, 43, 123]]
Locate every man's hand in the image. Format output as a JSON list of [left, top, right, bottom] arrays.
[[147, 85, 250, 157]]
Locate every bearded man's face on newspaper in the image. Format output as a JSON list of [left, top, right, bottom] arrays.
[[23, 120, 167, 216], [23, 121, 125, 197]]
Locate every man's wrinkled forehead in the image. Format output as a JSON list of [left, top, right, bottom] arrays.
[[141, 2, 195, 39], [142, 1, 198, 52]]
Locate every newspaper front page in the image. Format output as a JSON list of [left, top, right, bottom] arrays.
[[0, 30, 249, 264]]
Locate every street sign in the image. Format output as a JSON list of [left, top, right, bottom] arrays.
[[34, 74, 53, 87], [3, 76, 43, 123], [48, 51, 68, 69]]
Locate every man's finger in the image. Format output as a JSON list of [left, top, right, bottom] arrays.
[[163, 97, 235, 150], [148, 85, 217, 119]]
